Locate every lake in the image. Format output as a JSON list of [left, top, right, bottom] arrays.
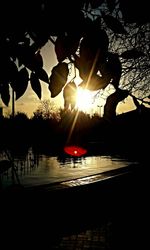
[[0, 146, 138, 189]]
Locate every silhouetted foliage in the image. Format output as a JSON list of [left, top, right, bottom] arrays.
[[32, 100, 60, 120], [103, 88, 129, 120], [63, 81, 77, 110], [0, 0, 150, 120], [49, 62, 69, 97], [30, 72, 42, 99]]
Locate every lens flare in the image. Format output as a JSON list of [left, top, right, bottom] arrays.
[[64, 146, 87, 157]]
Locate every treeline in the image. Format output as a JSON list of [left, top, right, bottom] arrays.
[[0, 108, 149, 162], [0, 110, 103, 151]]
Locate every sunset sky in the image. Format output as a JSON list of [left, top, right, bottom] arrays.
[[2, 41, 136, 117]]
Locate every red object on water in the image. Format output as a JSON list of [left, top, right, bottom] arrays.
[[64, 145, 87, 157]]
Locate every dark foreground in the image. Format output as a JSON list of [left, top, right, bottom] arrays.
[[1, 162, 149, 249]]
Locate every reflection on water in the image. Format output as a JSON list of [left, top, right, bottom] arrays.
[[0, 147, 138, 189]]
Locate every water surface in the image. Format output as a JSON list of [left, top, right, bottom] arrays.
[[0, 148, 138, 189]]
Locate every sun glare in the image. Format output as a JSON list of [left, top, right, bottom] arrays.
[[76, 88, 95, 112]]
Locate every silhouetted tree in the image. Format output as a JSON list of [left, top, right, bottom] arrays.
[[32, 100, 60, 120], [10, 112, 29, 120], [0, 0, 150, 119], [103, 89, 129, 120]]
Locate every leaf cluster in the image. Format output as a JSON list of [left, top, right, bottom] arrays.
[[0, 0, 149, 117]]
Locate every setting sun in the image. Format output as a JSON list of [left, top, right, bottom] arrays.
[[76, 88, 95, 112]]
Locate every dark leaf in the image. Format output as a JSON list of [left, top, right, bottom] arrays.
[[30, 42, 41, 54], [55, 36, 68, 62], [24, 38, 31, 46], [84, 0, 90, 10], [81, 16, 93, 35], [119, 0, 150, 24], [100, 53, 122, 89], [90, 0, 104, 8], [81, 28, 109, 55], [103, 15, 127, 34], [49, 62, 69, 97], [120, 49, 145, 59], [8, 61, 18, 82], [49, 83, 63, 98], [35, 68, 49, 83], [63, 81, 77, 98], [34, 51, 43, 68], [55, 35, 80, 62], [15, 67, 29, 100], [106, 0, 116, 12], [16, 44, 33, 70], [66, 10, 87, 37], [0, 83, 10, 106], [93, 17, 101, 28], [74, 54, 94, 80], [0, 59, 18, 84], [17, 44, 43, 71], [79, 29, 109, 70], [29, 31, 49, 48], [30, 72, 42, 99], [65, 33, 80, 57], [79, 74, 109, 91], [63, 81, 77, 110], [77, 28, 109, 80]]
